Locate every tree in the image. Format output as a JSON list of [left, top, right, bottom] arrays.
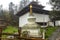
[[8, 2, 19, 26], [49, 0, 60, 18], [49, 0, 60, 17], [9, 2, 14, 12], [3, 10, 11, 25], [19, 0, 29, 10], [49, 0, 60, 26], [3, 9, 19, 26], [50, 0, 60, 10]]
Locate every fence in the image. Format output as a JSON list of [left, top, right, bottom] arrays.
[[0, 33, 20, 40], [0, 27, 21, 40], [0, 27, 44, 40]]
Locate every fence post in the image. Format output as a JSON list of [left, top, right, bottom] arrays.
[[0, 28, 2, 40], [18, 27, 21, 37]]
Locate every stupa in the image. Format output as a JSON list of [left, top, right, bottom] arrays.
[[21, 5, 41, 37]]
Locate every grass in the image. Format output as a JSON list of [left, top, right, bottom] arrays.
[[45, 26, 58, 39], [2, 26, 59, 39], [2, 26, 18, 38], [3, 26, 18, 33], [40, 26, 58, 40]]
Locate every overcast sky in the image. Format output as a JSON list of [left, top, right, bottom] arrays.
[[0, 0, 53, 10]]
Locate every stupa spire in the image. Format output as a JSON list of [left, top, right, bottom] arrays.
[[30, 4, 33, 15]]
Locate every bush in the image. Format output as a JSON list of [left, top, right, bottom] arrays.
[[45, 26, 58, 38]]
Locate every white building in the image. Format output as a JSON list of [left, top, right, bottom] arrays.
[[17, 1, 60, 27], [19, 13, 50, 27], [16, 1, 57, 27]]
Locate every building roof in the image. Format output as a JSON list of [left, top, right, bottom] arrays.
[[16, 1, 49, 17]]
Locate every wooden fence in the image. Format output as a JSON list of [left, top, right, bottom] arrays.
[[0, 27, 44, 40]]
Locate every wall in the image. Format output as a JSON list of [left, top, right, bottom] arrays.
[[19, 13, 29, 27], [48, 21, 54, 26], [55, 20, 60, 26], [19, 12, 50, 27]]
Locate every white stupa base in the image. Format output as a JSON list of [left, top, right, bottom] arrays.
[[21, 29, 41, 37]]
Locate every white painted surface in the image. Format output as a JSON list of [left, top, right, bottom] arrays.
[[19, 13, 29, 27], [21, 29, 41, 37], [34, 13, 50, 22], [55, 21, 60, 26], [42, 29, 45, 39], [49, 21, 54, 26], [19, 12, 50, 27]]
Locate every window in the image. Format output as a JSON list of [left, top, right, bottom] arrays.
[[37, 22, 47, 26]]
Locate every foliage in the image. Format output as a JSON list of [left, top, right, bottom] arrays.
[[45, 26, 58, 38], [40, 26, 58, 40], [9, 2, 19, 26], [3, 26, 18, 33], [41, 26, 58, 39], [0, 2, 19, 26], [19, 0, 29, 10], [2, 26, 58, 39], [49, 10, 60, 19], [2, 26, 18, 38], [3, 9, 19, 26], [49, 0, 60, 20], [50, 0, 60, 10], [3, 10, 11, 21]]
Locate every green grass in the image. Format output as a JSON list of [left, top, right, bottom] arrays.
[[2, 26, 58, 39], [45, 26, 58, 39], [3, 26, 18, 33], [40, 26, 58, 39], [2, 26, 18, 38]]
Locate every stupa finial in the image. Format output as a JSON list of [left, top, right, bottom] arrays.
[[30, 4, 32, 15]]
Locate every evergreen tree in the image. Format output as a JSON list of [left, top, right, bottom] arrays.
[[9, 2, 14, 15], [19, 0, 29, 10], [9, 2, 18, 26]]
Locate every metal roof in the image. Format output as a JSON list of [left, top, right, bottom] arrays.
[[16, 1, 49, 17]]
